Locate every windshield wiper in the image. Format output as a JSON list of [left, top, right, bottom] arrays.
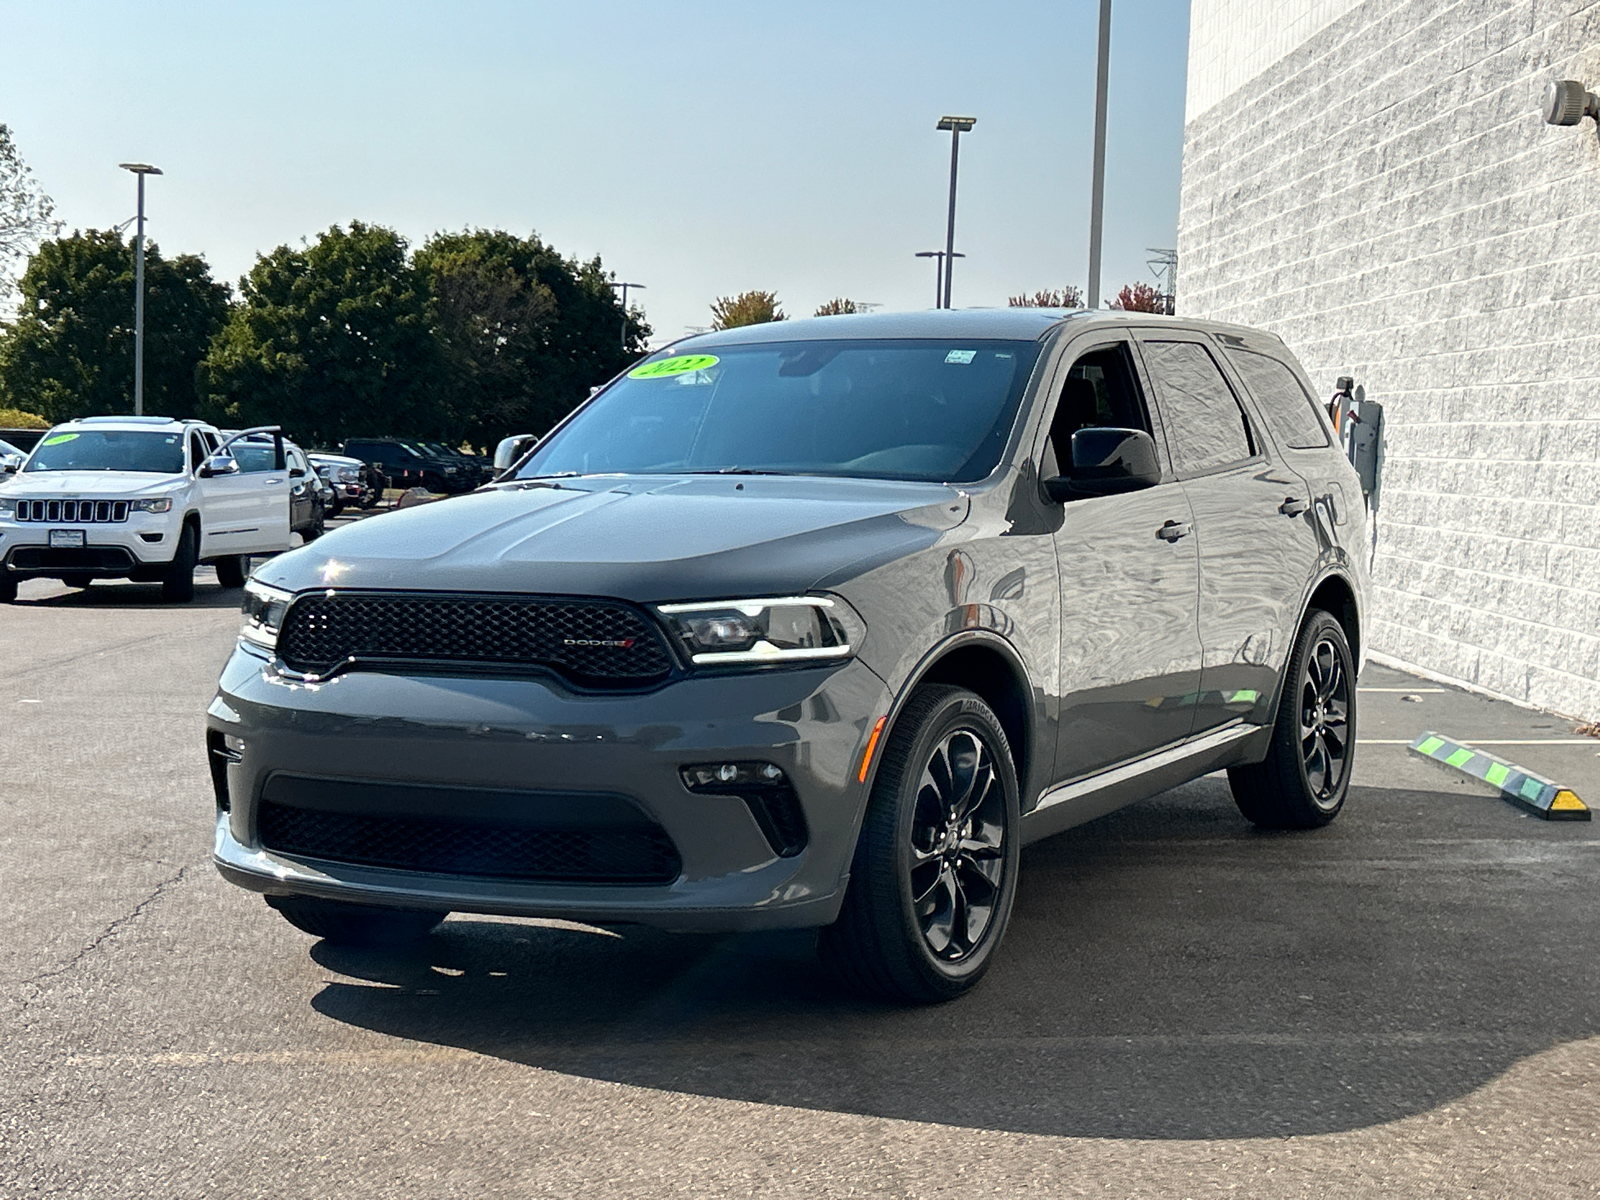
[[682, 467, 805, 476]]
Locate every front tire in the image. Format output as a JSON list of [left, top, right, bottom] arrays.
[[266, 896, 446, 947], [161, 523, 197, 603], [1228, 610, 1356, 829], [214, 555, 249, 589], [0, 576, 16, 603], [820, 685, 1021, 1004]]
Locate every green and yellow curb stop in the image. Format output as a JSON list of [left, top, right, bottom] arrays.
[[1408, 731, 1589, 821]]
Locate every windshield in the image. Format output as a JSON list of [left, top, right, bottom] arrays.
[[25, 429, 186, 474], [516, 338, 1043, 484]]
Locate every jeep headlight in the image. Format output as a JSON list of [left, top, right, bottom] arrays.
[[240, 580, 292, 652], [0, 497, 15, 517], [655, 596, 863, 666], [131, 497, 173, 513]]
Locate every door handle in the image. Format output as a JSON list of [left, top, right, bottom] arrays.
[[1279, 496, 1310, 516], [264, 478, 283, 485], [1157, 520, 1192, 542]]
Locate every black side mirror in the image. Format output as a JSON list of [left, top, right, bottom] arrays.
[[289, 467, 305, 478], [1, 461, 16, 475], [1043, 427, 1161, 501]]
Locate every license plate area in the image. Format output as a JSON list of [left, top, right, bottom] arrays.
[[49, 528, 85, 549]]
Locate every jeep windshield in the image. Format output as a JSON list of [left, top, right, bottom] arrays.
[[516, 338, 1044, 484], [24, 430, 185, 474]]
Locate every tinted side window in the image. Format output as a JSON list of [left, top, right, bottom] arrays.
[[1142, 341, 1253, 475], [1226, 350, 1330, 449]]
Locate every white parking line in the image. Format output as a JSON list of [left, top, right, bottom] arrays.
[[1359, 738, 1599, 746]]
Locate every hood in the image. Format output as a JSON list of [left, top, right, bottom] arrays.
[[257, 474, 969, 601], [1, 471, 186, 497]]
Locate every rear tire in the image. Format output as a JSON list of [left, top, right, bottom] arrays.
[[1228, 609, 1356, 829], [0, 576, 16, 603], [820, 685, 1021, 1004], [214, 555, 249, 589], [266, 896, 446, 947], [60, 573, 93, 590], [161, 523, 198, 602]]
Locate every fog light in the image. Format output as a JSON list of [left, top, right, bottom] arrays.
[[680, 761, 807, 858], [682, 762, 788, 791]]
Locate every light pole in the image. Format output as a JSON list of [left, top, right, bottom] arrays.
[[1086, 0, 1112, 310], [608, 281, 645, 350], [915, 250, 964, 307], [118, 163, 162, 416], [935, 116, 975, 308]]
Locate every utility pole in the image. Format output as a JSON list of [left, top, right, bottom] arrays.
[[915, 250, 964, 307], [119, 163, 163, 416], [935, 116, 976, 308], [608, 281, 645, 350], [1086, 0, 1111, 311]]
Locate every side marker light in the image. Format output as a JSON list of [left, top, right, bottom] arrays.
[[859, 716, 888, 784]]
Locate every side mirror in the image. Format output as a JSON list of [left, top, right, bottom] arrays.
[[1043, 428, 1161, 501], [198, 454, 240, 479], [1, 461, 17, 475], [289, 467, 305, 478]]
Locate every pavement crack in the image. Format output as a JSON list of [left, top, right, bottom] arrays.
[[14, 864, 192, 1009]]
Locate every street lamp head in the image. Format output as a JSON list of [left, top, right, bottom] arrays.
[[936, 116, 976, 133], [118, 163, 163, 175]]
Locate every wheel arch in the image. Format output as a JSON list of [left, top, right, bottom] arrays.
[[1305, 570, 1360, 665], [877, 631, 1039, 803]]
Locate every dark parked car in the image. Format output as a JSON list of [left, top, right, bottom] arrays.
[[212, 310, 1367, 1003], [341, 438, 469, 494]]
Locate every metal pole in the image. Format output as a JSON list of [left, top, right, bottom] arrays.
[[619, 282, 628, 349], [133, 171, 146, 416], [942, 133, 960, 309], [1087, 0, 1112, 311]]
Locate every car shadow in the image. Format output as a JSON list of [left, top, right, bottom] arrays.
[[13, 577, 244, 609], [306, 777, 1600, 1139]]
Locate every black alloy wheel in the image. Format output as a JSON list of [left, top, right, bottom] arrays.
[[821, 684, 1021, 1004], [1300, 632, 1352, 806], [909, 728, 1009, 962], [1228, 609, 1356, 829], [161, 523, 198, 603]]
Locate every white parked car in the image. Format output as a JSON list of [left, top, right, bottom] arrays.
[[0, 438, 26, 473], [0, 416, 294, 603]]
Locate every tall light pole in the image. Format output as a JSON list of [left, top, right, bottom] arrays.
[[608, 280, 645, 350], [119, 163, 162, 416], [1086, 0, 1112, 311], [935, 116, 976, 309], [915, 250, 964, 307]]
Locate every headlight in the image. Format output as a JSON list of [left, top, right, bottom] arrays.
[[240, 580, 292, 652], [337, 466, 358, 482], [0, 498, 14, 516], [656, 596, 862, 666], [131, 497, 173, 513]]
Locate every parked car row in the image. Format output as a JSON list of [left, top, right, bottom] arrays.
[[339, 438, 494, 494]]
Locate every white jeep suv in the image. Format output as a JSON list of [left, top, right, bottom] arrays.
[[0, 416, 294, 602]]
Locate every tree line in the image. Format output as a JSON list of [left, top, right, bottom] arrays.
[[0, 221, 649, 449]]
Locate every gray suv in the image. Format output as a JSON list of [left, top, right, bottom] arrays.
[[209, 310, 1367, 1004]]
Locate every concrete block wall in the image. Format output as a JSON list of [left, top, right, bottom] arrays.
[[1178, 0, 1600, 720]]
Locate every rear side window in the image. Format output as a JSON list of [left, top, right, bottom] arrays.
[[1141, 341, 1254, 475], [1226, 350, 1331, 449]]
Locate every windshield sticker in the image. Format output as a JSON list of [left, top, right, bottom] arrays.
[[41, 433, 78, 446], [944, 350, 977, 365], [629, 354, 720, 379]]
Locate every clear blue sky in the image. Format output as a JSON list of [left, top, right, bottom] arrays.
[[0, 0, 1191, 342]]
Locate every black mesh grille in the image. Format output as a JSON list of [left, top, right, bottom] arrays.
[[257, 801, 681, 884], [276, 592, 675, 686]]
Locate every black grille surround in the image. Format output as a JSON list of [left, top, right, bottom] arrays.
[[275, 590, 678, 688], [254, 775, 682, 885], [15, 499, 131, 523]]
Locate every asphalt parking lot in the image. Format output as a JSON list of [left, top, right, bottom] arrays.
[[4, 557, 1599, 1197]]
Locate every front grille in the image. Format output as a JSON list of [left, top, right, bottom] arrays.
[[276, 591, 676, 686], [257, 801, 681, 884], [15, 499, 130, 523]]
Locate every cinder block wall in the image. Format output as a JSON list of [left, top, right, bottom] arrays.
[[1178, 0, 1600, 720]]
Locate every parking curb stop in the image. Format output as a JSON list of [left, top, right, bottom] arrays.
[[1408, 731, 1590, 821]]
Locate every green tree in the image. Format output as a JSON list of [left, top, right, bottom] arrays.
[[1009, 286, 1082, 309], [414, 229, 649, 445], [0, 229, 230, 421], [0, 124, 59, 304], [199, 222, 440, 447], [814, 297, 861, 316], [710, 290, 785, 330]]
